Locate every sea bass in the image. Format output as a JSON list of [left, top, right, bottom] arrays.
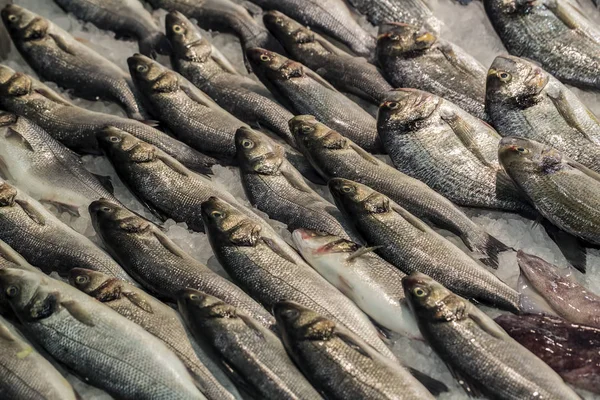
[[345, 0, 441, 32]]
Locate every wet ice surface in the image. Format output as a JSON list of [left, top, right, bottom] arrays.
[[5, 0, 600, 398]]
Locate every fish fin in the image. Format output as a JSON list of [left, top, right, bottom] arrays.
[[5, 127, 34, 151], [139, 120, 160, 127], [470, 233, 510, 270], [405, 367, 449, 396], [33, 87, 72, 107], [152, 230, 188, 259], [280, 168, 313, 194], [304, 67, 339, 92], [49, 33, 78, 56], [158, 154, 190, 177], [220, 359, 257, 397], [211, 47, 240, 75], [0, 156, 10, 181], [335, 330, 373, 359], [566, 159, 600, 183], [122, 290, 153, 313], [0, 240, 35, 271], [0, 323, 16, 342], [240, 1, 263, 17], [15, 200, 46, 225], [437, 42, 481, 78], [139, 32, 171, 59], [314, 34, 349, 56], [542, 221, 587, 273], [346, 245, 382, 262], [439, 110, 496, 168], [38, 200, 80, 217], [468, 305, 511, 340], [547, 89, 596, 142], [349, 143, 379, 165], [179, 80, 216, 108], [92, 174, 114, 194], [546, 0, 596, 37], [61, 300, 95, 327], [443, 361, 484, 398], [261, 236, 298, 264], [390, 203, 429, 233]]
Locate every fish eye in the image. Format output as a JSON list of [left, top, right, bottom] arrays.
[[301, 126, 312, 133], [75, 275, 89, 285], [516, 147, 529, 154], [389, 34, 400, 41], [276, 18, 285, 26], [7, 15, 17, 22], [281, 308, 299, 319], [136, 64, 148, 73], [385, 102, 399, 110], [241, 139, 254, 149], [211, 210, 223, 218], [259, 54, 270, 62], [172, 25, 183, 34], [109, 136, 120, 143], [414, 287, 427, 297], [100, 206, 112, 212], [5, 285, 18, 298], [497, 71, 511, 82], [341, 185, 353, 193], [189, 293, 199, 300]]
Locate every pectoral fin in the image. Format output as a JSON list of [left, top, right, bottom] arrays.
[[61, 300, 95, 327], [281, 168, 313, 194], [261, 236, 298, 264], [350, 143, 379, 165], [180, 81, 217, 108], [123, 291, 153, 313], [304, 68, 339, 92], [0, 323, 16, 342], [566, 159, 600, 183], [158, 154, 189, 177], [440, 110, 496, 168], [92, 174, 114, 194], [49, 33, 78, 56], [153, 230, 188, 259], [15, 200, 46, 225], [39, 200, 80, 217], [5, 127, 34, 152], [468, 305, 511, 340], [390, 203, 429, 233], [547, 89, 596, 142], [33, 87, 72, 107]]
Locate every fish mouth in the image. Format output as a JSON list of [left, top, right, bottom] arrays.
[[524, 64, 548, 93]]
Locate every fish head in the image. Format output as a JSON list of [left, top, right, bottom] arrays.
[[178, 288, 237, 321], [263, 11, 313, 48], [68, 268, 120, 301], [329, 178, 389, 216], [486, 55, 548, 105], [2, 5, 49, 42], [97, 127, 159, 167], [201, 196, 261, 246], [292, 228, 356, 259], [379, 89, 440, 131], [377, 23, 436, 58], [0, 268, 51, 318], [274, 300, 335, 342], [166, 11, 212, 63], [0, 67, 33, 98], [289, 115, 346, 153], [498, 136, 562, 174], [235, 127, 284, 175], [246, 48, 300, 81], [89, 198, 150, 238], [402, 272, 464, 322], [128, 53, 179, 93], [516, 251, 567, 296], [0, 179, 17, 208]]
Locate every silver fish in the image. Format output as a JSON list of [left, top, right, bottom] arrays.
[[346, 0, 441, 33]]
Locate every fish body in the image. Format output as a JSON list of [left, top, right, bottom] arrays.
[[274, 301, 434, 400], [378, 89, 533, 214], [486, 55, 600, 173], [329, 178, 521, 312], [88, 199, 275, 329], [346, 0, 441, 33], [69, 268, 240, 400], [377, 24, 487, 120], [499, 137, 600, 245], [496, 313, 600, 394], [403, 272, 581, 400], [264, 11, 393, 105], [2, 4, 147, 120], [484, 0, 600, 90], [0, 268, 206, 400], [248, 49, 382, 153], [0, 239, 37, 272], [289, 115, 510, 268], [179, 290, 322, 400], [52, 0, 170, 57]]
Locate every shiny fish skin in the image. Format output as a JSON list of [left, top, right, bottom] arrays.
[[52, 0, 170, 57], [0, 179, 132, 281], [1, 4, 148, 120], [486, 55, 600, 173], [404, 273, 581, 400], [499, 137, 600, 246], [329, 178, 521, 312], [0, 66, 215, 174], [0, 239, 37, 272], [496, 313, 600, 394], [201, 196, 397, 361], [178, 290, 323, 400], [377, 24, 487, 121], [378, 89, 534, 214], [0, 113, 119, 217], [248, 49, 382, 153], [346, 0, 441, 33], [264, 11, 393, 105], [0, 269, 206, 400], [274, 301, 434, 400], [290, 115, 510, 268], [484, 0, 600, 90], [69, 268, 241, 400], [0, 315, 77, 400], [88, 199, 275, 330], [247, 0, 376, 60], [236, 127, 357, 241]]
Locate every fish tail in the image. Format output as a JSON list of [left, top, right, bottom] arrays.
[[139, 32, 172, 59], [467, 231, 512, 269]]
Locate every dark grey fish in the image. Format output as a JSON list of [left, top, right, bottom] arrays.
[[403, 272, 581, 400], [289, 115, 510, 268], [274, 301, 435, 400], [247, 0, 376, 60], [69, 268, 241, 400], [486, 55, 600, 173], [88, 199, 275, 330], [484, 0, 600, 90], [0, 66, 215, 174], [345, 0, 441, 32], [496, 313, 600, 394], [52, 0, 170, 57], [178, 289, 323, 400], [377, 24, 488, 120], [1, 4, 148, 120], [247, 49, 382, 153], [378, 89, 534, 214], [264, 11, 393, 105]]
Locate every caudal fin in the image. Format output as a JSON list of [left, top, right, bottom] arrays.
[[467, 231, 512, 269], [139, 32, 172, 59]]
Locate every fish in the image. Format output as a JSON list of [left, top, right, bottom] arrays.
[[97, 127, 257, 232], [345, 0, 442, 33], [499, 137, 600, 249], [263, 11, 393, 105], [403, 272, 582, 400], [1, 4, 148, 120], [68, 268, 241, 400], [52, 0, 171, 57], [329, 178, 521, 312], [0, 63, 73, 105], [200, 196, 397, 361], [0, 239, 37, 272], [484, 0, 600, 90], [292, 229, 421, 339], [247, 48, 382, 153], [516, 251, 600, 328], [178, 289, 323, 400], [236, 127, 357, 241], [88, 199, 276, 330], [496, 313, 600, 394], [0, 268, 206, 400], [378, 89, 534, 214], [0, 66, 216, 174], [0, 179, 133, 281], [0, 113, 119, 217], [0, 314, 78, 400], [376, 23, 488, 121], [486, 55, 600, 173], [289, 115, 511, 268], [273, 300, 436, 400], [246, 0, 376, 60]]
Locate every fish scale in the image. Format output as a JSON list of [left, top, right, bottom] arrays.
[[346, 0, 441, 33]]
